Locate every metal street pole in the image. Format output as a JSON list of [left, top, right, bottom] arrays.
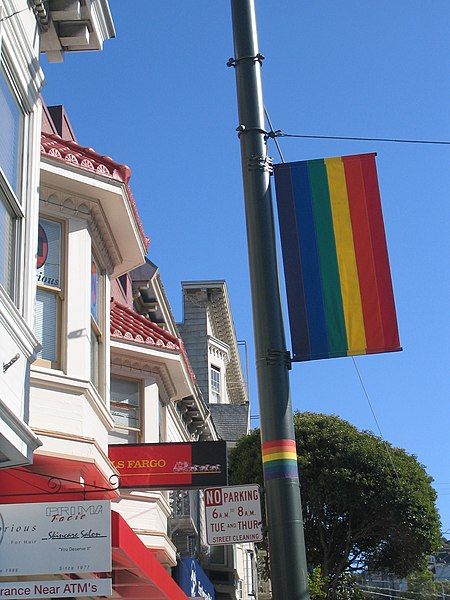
[[229, 1, 310, 599]]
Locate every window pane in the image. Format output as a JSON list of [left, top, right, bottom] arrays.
[[91, 259, 99, 322], [159, 399, 165, 441], [36, 219, 61, 289], [90, 327, 99, 389], [110, 378, 140, 428], [0, 65, 22, 194], [210, 545, 225, 565], [108, 428, 138, 445], [35, 289, 58, 362], [210, 365, 221, 403], [0, 196, 15, 296]]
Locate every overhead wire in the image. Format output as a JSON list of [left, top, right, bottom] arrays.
[[359, 583, 447, 599], [279, 132, 450, 146], [0, 7, 29, 22]]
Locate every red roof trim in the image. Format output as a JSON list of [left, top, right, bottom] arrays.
[[41, 131, 149, 250], [110, 301, 196, 383]]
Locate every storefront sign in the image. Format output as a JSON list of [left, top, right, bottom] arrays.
[[175, 558, 215, 599], [109, 441, 227, 490], [0, 500, 111, 576], [204, 484, 263, 545], [0, 579, 112, 599]]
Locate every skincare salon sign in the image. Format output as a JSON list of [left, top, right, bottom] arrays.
[[0, 500, 111, 576]]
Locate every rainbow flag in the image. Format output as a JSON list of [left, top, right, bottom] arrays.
[[274, 153, 401, 362]]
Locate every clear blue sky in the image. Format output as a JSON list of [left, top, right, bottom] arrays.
[[43, 1, 450, 534]]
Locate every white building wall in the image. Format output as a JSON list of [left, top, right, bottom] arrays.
[[0, 0, 45, 467], [66, 218, 92, 379]]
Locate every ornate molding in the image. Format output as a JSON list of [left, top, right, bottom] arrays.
[[39, 188, 116, 275], [110, 355, 176, 401]]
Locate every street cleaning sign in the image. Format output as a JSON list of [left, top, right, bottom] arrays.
[[204, 484, 263, 545]]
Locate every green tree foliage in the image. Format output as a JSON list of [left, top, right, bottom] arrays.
[[229, 412, 441, 597], [405, 567, 450, 599], [307, 568, 364, 600]]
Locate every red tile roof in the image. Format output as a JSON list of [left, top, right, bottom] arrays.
[[41, 131, 149, 250], [110, 301, 196, 383]]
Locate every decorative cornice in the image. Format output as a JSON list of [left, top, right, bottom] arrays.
[[39, 188, 117, 274], [41, 131, 149, 250], [110, 354, 175, 401]]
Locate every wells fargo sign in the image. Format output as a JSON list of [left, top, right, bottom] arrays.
[[108, 441, 227, 489]]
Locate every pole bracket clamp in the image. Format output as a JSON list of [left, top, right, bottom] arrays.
[[247, 154, 273, 173], [236, 124, 268, 138], [265, 349, 292, 370], [227, 53, 265, 68]]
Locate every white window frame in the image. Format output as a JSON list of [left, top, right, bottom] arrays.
[[245, 550, 256, 597], [210, 364, 221, 403], [90, 253, 104, 393], [35, 216, 65, 369], [109, 376, 142, 444], [0, 57, 25, 302], [158, 398, 166, 442]]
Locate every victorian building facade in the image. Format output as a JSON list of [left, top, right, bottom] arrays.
[[179, 281, 257, 600], [0, 4, 255, 597], [0, 0, 114, 472]]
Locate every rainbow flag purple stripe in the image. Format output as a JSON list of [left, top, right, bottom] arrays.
[[262, 439, 299, 481]]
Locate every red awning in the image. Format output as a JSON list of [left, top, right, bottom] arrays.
[[111, 511, 187, 600], [0, 454, 118, 504]]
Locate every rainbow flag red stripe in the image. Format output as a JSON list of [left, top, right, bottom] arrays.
[[262, 439, 298, 481], [274, 153, 401, 362]]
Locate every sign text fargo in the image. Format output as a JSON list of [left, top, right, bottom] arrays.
[[109, 441, 227, 490]]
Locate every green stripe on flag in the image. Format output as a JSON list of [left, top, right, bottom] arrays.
[[308, 159, 348, 355]]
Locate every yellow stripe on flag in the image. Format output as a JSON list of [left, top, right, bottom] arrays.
[[262, 451, 298, 463], [325, 157, 366, 354]]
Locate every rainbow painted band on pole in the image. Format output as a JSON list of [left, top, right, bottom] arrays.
[[262, 439, 298, 480]]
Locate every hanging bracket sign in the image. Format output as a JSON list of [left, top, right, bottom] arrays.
[[0, 500, 111, 576]]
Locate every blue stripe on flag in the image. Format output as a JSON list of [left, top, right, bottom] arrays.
[[290, 162, 329, 358], [274, 164, 311, 360]]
